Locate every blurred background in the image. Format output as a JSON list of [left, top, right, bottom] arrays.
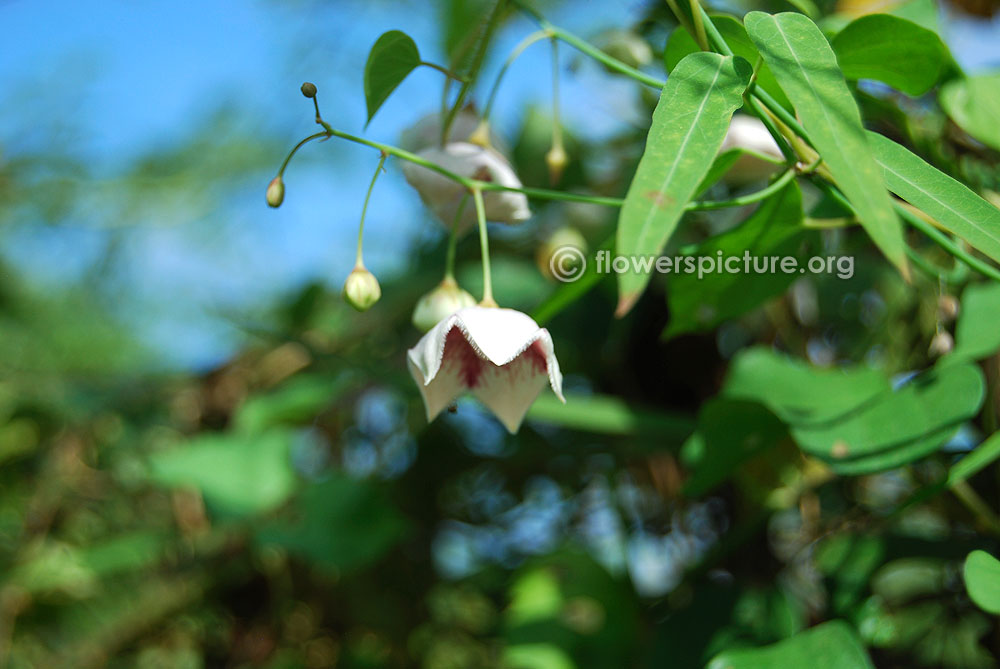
[[2, 0, 1000, 667]]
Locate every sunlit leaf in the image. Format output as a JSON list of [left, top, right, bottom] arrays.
[[615, 52, 752, 315], [954, 283, 1000, 361], [526, 393, 694, 439], [964, 550, 1000, 615], [831, 15, 945, 95], [364, 30, 422, 124], [664, 15, 791, 110], [868, 132, 1000, 265], [723, 348, 891, 426], [148, 429, 297, 517], [790, 362, 984, 460], [940, 72, 1000, 152], [745, 11, 908, 277], [708, 620, 875, 669]]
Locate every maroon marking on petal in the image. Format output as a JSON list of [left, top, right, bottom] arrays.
[[444, 328, 484, 388], [523, 340, 548, 374]]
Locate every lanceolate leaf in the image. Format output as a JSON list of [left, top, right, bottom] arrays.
[[615, 52, 752, 316], [831, 14, 945, 96], [744, 11, 909, 278], [868, 131, 1000, 265], [364, 30, 422, 125], [664, 14, 792, 110]]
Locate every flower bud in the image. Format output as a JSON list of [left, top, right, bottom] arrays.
[[937, 294, 960, 322], [537, 226, 587, 281], [412, 277, 476, 332], [300, 82, 317, 98], [266, 176, 285, 208], [343, 266, 381, 311], [468, 120, 492, 148], [929, 330, 954, 357], [545, 144, 568, 185]]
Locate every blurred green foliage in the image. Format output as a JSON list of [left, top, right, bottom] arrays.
[[2, 0, 1000, 667]]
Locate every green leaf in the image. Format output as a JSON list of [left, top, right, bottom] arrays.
[[665, 182, 806, 338], [964, 550, 1000, 615], [867, 132, 1000, 265], [745, 11, 909, 277], [503, 644, 575, 669], [954, 283, 1000, 361], [664, 15, 792, 110], [825, 424, 958, 476], [723, 347, 891, 426], [364, 30, 422, 124], [148, 429, 297, 517], [526, 393, 695, 439], [831, 15, 945, 95], [256, 474, 407, 572], [940, 72, 1000, 152], [615, 52, 752, 315], [233, 373, 354, 434], [708, 620, 875, 669], [790, 362, 984, 460], [681, 399, 787, 497]]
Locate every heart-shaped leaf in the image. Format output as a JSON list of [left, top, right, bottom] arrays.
[[364, 30, 421, 125]]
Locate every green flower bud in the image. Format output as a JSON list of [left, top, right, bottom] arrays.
[[412, 277, 476, 332], [545, 144, 568, 185], [537, 226, 587, 281], [266, 176, 285, 208], [300, 82, 317, 98], [343, 266, 381, 311]]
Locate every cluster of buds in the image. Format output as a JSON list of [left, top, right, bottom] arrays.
[[267, 97, 565, 433]]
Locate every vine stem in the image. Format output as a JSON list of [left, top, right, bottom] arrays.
[[482, 30, 551, 123], [472, 187, 496, 306], [284, 123, 796, 211], [356, 153, 387, 266], [511, 0, 665, 88]]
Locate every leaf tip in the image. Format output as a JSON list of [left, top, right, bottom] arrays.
[[615, 293, 640, 319]]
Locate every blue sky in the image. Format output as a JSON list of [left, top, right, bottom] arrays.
[[1, 0, 998, 370]]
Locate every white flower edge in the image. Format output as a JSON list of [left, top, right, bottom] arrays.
[[407, 306, 564, 433]]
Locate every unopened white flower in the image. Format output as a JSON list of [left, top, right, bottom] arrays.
[[412, 277, 477, 332], [719, 115, 784, 184], [401, 142, 531, 231], [407, 306, 564, 433]]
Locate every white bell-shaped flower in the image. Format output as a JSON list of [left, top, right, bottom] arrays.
[[401, 142, 531, 231], [407, 306, 564, 433]]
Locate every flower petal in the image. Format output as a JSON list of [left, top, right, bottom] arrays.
[[471, 340, 557, 433], [407, 328, 485, 422]]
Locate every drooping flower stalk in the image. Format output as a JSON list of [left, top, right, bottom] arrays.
[[472, 187, 496, 308], [356, 153, 387, 267]]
